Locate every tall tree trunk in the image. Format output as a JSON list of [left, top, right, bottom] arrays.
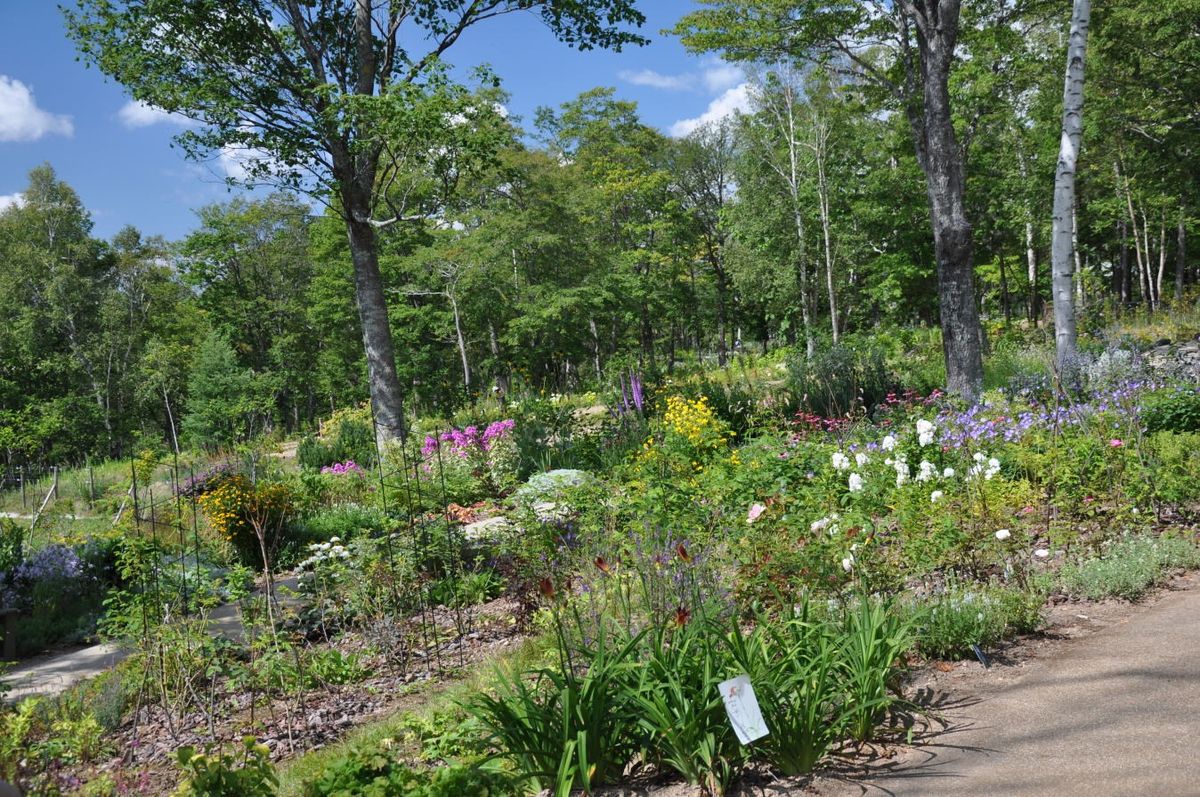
[[1073, 205, 1085, 310], [1050, 0, 1087, 368], [714, 268, 729, 367], [488, 320, 510, 396], [345, 216, 406, 443], [1025, 221, 1039, 323], [908, 6, 984, 400], [1177, 206, 1188, 300], [448, 290, 470, 394], [1113, 216, 1123, 303], [999, 249, 1011, 324], [588, 316, 602, 379], [1018, 150, 1039, 324], [1156, 215, 1167, 305]]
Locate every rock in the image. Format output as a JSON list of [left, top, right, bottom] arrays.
[[461, 516, 512, 542]]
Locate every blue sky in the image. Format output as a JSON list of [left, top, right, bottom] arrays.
[[0, 1, 748, 241]]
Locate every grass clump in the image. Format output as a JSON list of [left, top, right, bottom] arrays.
[[1059, 534, 1200, 601], [908, 582, 1045, 660]]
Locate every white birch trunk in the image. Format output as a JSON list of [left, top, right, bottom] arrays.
[[1050, 0, 1088, 368]]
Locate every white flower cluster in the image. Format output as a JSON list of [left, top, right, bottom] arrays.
[[832, 451, 851, 471], [884, 454, 911, 488], [810, 513, 841, 535], [916, 418, 936, 447], [968, 452, 1002, 480], [297, 536, 351, 575]]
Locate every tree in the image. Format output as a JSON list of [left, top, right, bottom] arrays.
[[676, 0, 994, 398], [179, 194, 319, 427], [66, 0, 646, 442], [1050, 0, 1089, 368], [671, 120, 737, 365]]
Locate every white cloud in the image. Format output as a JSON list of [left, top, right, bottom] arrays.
[[218, 142, 286, 182], [702, 62, 744, 93], [618, 69, 696, 91], [0, 76, 73, 142], [218, 145, 256, 181], [0, 193, 24, 212], [118, 99, 191, 129], [669, 83, 751, 137]]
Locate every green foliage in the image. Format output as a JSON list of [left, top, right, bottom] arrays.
[[787, 343, 898, 419], [1146, 431, 1200, 507], [631, 618, 743, 794], [183, 332, 275, 449], [1059, 534, 1200, 601], [0, 519, 23, 574], [909, 583, 1045, 660], [723, 608, 844, 777], [1142, 389, 1200, 434], [302, 747, 516, 797], [839, 596, 913, 743], [471, 629, 645, 796], [174, 737, 278, 797]]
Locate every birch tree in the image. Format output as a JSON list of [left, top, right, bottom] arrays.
[[676, 0, 989, 399], [1050, 0, 1089, 367]]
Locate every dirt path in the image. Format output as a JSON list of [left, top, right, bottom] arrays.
[[3, 576, 301, 701], [812, 579, 1200, 797]]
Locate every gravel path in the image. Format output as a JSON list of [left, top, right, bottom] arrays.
[[816, 581, 1200, 797], [2, 576, 300, 701]]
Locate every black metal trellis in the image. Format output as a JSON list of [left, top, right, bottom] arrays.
[[370, 410, 474, 677]]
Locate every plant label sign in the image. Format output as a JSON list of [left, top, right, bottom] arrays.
[[719, 673, 769, 745]]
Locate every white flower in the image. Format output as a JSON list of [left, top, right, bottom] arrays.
[[994, 529, 1011, 541], [841, 556, 854, 572], [930, 490, 944, 503], [985, 457, 1002, 480], [943, 467, 956, 479], [916, 419, 935, 446], [917, 461, 936, 482], [894, 460, 910, 487], [848, 472, 865, 492], [973, 452, 986, 463], [882, 435, 897, 451], [855, 452, 870, 468], [810, 517, 830, 533], [832, 452, 851, 472], [1034, 548, 1050, 558]]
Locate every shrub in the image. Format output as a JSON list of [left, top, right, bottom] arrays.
[[198, 476, 296, 568], [724, 609, 845, 776], [302, 747, 516, 797], [471, 629, 644, 796], [1142, 388, 1200, 434], [787, 343, 898, 419], [300, 405, 378, 471], [1147, 431, 1200, 508], [1, 543, 106, 656], [909, 583, 1043, 660], [174, 737, 277, 797], [1059, 533, 1200, 601]]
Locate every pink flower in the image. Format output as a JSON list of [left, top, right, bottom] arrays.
[[1109, 439, 1124, 447], [747, 503, 766, 524]]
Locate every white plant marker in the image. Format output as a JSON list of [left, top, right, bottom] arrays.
[[719, 674, 769, 744]]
